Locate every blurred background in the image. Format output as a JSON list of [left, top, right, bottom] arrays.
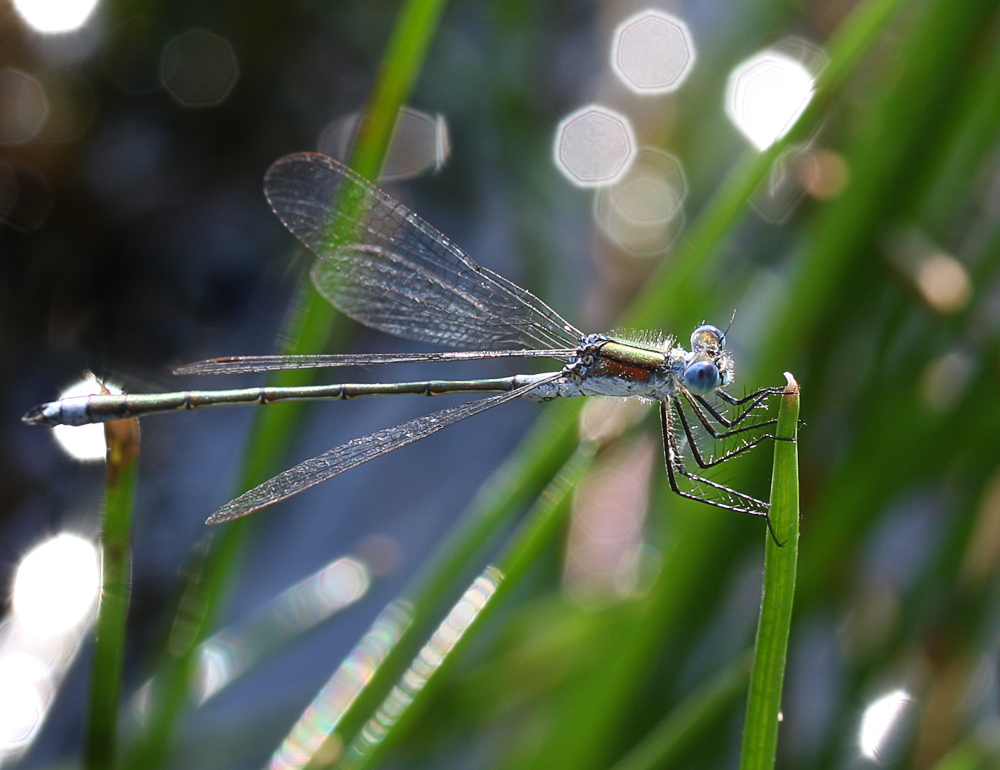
[[2, 0, 1000, 768]]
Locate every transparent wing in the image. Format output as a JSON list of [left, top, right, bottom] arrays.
[[174, 348, 576, 375], [264, 153, 583, 351], [206, 375, 558, 524]]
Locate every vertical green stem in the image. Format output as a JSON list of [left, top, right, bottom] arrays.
[[739, 375, 801, 770], [84, 417, 140, 770]]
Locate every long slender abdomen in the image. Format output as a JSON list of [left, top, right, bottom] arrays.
[[22, 376, 537, 427]]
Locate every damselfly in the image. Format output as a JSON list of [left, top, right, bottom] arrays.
[[24, 153, 785, 539]]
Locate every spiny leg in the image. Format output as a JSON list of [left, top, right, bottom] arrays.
[[660, 403, 770, 513], [708, 386, 802, 436], [660, 403, 781, 546], [672, 396, 777, 469], [683, 392, 778, 441], [716, 385, 787, 407], [694, 388, 779, 430]]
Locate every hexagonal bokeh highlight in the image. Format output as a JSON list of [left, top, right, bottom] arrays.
[[161, 29, 239, 108], [0, 69, 48, 145], [611, 10, 695, 94], [319, 107, 450, 181], [553, 106, 636, 188], [725, 49, 814, 150], [594, 147, 687, 254]]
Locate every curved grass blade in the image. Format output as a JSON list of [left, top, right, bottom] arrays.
[[521, 0, 913, 761]]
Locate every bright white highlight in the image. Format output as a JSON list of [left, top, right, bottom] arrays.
[[13, 534, 100, 638], [344, 568, 501, 762], [0, 652, 50, 750], [611, 10, 695, 94], [725, 50, 814, 150], [51, 378, 120, 461], [12, 0, 98, 33], [0, 537, 97, 763], [859, 689, 910, 761], [553, 106, 636, 188]]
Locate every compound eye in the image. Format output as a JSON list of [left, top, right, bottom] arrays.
[[691, 324, 725, 351], [683, 360, 721, 395]]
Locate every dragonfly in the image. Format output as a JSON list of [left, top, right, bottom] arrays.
[[24, 152, 786, 541]]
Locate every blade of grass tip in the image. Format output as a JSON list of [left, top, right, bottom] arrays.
[[85, 416, 140, 770], [334, 445, 597, 770], [127, 1, 450, 765], [739, 373, 800, 770]]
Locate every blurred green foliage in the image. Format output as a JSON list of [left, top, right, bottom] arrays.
[[7, 0, 1000, 767]]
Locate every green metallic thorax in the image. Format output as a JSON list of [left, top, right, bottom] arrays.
[[594, 340, 668, 382]]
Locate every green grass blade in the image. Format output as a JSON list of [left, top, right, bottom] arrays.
[[350, 0, 448, 179], [756, 0, 999, 381], [609, 654, 752, 770], [739, 375, 801, 770], [339, 445, 597, 770], [624, 0, 913, 334], [927, 737, 999, 770], [518, 0, 907, 763], [124, 1, 449, 765], [266, 402, 581, 767], [84, 417, 140, 770]]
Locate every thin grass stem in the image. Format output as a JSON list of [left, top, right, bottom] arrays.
[[84, 417, 140, 770]]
